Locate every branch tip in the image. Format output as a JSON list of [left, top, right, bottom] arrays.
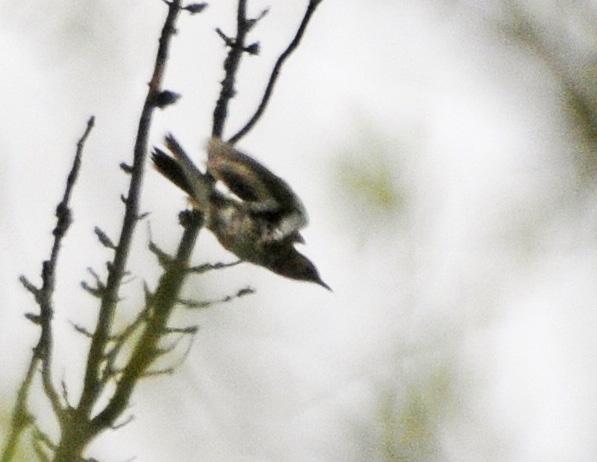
[[187, 259, 242, 274], [246, 7, 269, 31], [120, 162, 134, 174], [228, 0, 323, 143], [110, 414, 135, 431], [25, 312, 42, 325], [81, 281, 105, 298], [19, 275, 41, 301], [94, 226, 117, 249], [149, 240, 173, 268]]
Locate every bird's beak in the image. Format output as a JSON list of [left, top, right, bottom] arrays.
[[316, 277, 332, 292]]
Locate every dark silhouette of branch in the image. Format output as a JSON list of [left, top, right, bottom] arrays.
[[90, 210, 203, 432], [187, 259, 241, 273], [1, 116, 95, 462], [229, 0, 324, 144], [77, 0, 184, 419], [212, 0, 249, 138], [178, 286, 255, 309]]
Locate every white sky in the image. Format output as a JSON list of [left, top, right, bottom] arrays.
[[1, 1, 596, 461]]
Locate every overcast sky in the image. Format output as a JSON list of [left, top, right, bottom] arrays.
[[1, 1, 596, 461]]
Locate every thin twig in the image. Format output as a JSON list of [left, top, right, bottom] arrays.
[[1, 117, 94, 462], [142, 332, 196, 377], [178, 286, 255, 309], [187, 259, 241, 274], [228, 0, 324, 144], [110, 414, 135, 431], [32, 426, 57, 451], [212, 0, 249, 138], [100, 306, 150, 385], [161, 325, 199, 335], [40, 117, 95, 416]]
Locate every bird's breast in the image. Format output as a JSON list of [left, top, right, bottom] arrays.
[[207, 204, 264, 262]]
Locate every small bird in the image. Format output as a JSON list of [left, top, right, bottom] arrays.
[[152, 135, 331, 290]]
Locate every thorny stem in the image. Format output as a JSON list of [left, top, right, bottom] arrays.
[[0, 117, 95, 462], [229, 0, 324, 144], [212, 0, 249, 138], [90, 212, 203, 432], [40, 116, 96, 416], [78, 0, 183, 417]]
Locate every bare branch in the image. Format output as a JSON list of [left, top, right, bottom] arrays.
[[94, 227, 116, 250], [87, 267, 106, 290], [18, 275, 41, 303], [212, 0, 250, 138], [80, 281, 105, 298], [215, 27, 234, 47], [179, 286, 255, 309], [161, 325, 199, 335], [78, 0, 185, 418], [90, 212, 204, 432], [229, 0, 324, 144], [32, 439, 51, 462], [70, 321, 95, 339], [187, 259, 242, 274], [120, 162, 134, 174], [60, 377, 73, 409], [142, 332, 195, 377], [32, 426, 57, 451], [100, 307, 150, 385], [148, 240, 174, 268], [143, 281, 154, 306], [110, 414, 135, 431], [246, 7, 269, 31], [2, 116, 94, 462]]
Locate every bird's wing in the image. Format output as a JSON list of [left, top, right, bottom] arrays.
[[207, 138, 307, 226]]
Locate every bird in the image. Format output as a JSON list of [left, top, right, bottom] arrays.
[[151, 134, 331, 290]]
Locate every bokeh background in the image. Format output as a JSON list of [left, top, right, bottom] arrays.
[[1, 0, 596, 460]]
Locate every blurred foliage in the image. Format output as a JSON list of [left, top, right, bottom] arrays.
[[331, 128, 411, 242], [338, 154, 401, 214], [491, 0, 597, 180], [0, 405, 34, 462], [378, 367, 453, 462]]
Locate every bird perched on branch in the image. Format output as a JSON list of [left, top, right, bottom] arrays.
[[152, 135, 330, 290]]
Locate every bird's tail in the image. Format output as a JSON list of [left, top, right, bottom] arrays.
[[151, 134, 212, 211]]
